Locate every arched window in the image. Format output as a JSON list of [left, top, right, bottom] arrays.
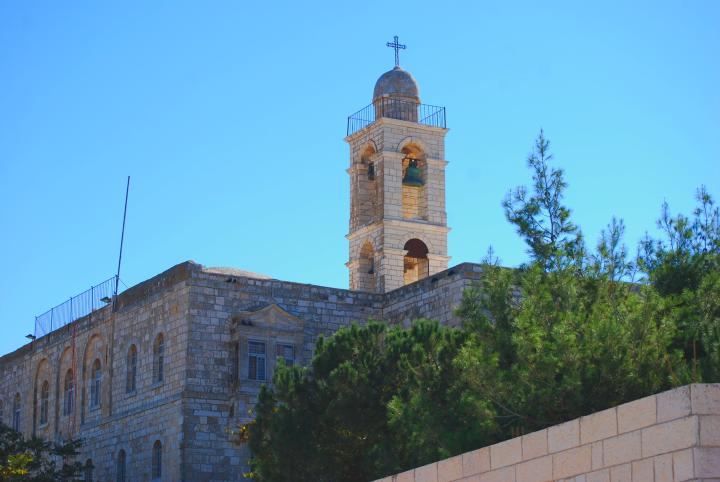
[[126, 345, 137, 393], [63, 369, 74, 416], [403, 238, 429, 285], [0, 399, 4, 425], [39, 380, 49, 425], [12, 393, 21, 431], [356, 241, 376, 292], [90, 359, 102, 408], [84, 459, 94, 481], [117, 449, 126, 482], [151, 440, 162, 479], [400, 144, 428, 220], [153, 334, 164, 383]]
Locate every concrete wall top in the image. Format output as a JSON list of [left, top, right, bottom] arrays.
[[374, 384, 720, 482]]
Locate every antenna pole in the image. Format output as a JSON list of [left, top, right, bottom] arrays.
[[114, 176, 130, 310]]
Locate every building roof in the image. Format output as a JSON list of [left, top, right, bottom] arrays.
[[202, 266, 273, 280]]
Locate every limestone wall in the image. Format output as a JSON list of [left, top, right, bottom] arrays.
[[374, 384, 720, 482]]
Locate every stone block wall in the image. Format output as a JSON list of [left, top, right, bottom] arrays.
[[373, 384, 720, 482]]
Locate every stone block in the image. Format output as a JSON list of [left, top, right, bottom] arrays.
[[617, 395, 656, 434], [516, 455, 552, 482], [654, 453, 674, 482], [396, 469, 416, 482], [522, 429, 548, 460], [631, 459, 653, 482], [581, 407, 617, 445], [592, 441, 604, 470], [490, 437, 522, 469], [463, 447, 490, 476], [416, 462, 438, 482], [610, 463, 631, 482], [694, 447, 720, 478], [657, 386, 691, 423], [553, 445, 592, 479], [673, 448, 694, 482], [549, 419, 580, 453], [478, 466, 515, 482], [604, 431, 642, 467], [700, 415, 720, 446], [438, 455, 463, 482], [691, 384, 720, 415], [642, 416, 698, 458], [587, 469, 610, 482]]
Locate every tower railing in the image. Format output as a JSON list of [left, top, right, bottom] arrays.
[[33, 276, 118, 338], [347, 99, 446, 136]]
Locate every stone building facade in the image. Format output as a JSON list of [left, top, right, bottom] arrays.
[[0, 58, 471, 481]]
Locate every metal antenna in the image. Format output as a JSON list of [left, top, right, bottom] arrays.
[[386, 35, 406, 67], [113, 176, 130, 310]]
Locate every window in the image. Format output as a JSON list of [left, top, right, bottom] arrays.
[[63, 369, 74, 416], [0, 399, 4, 425], [117, 449, 126, 482], [39, 381, 49, 425], [248, 341, 266, 381], [12, 394, 20, 431], [90, 359, 102, 408], [151, 440, 162, 479], [126, 345, 137, 393], [276, 343, 295, 367], [84, 459, 94, 481], [153, 334, 165, 383]]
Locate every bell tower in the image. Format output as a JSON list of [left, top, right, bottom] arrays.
[[345, 37, 450, 293]]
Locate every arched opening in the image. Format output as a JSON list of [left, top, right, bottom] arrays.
[[352, 144, 381, 229], [39, 381, 49, 426], [401, 144, 428, 220], [357, 241, 376, 292], [403, 239, 429, 285], [117, 449, 126, 482], [126, 345, 137, 393], [0, 399, 4, 425], [90, 359, 102, 408], [84, 459, 94, 481], [153, 334, 165, 383], [12, 393, 21, 431], [152, 440, 162, 480], [63, 369, 74, 417]]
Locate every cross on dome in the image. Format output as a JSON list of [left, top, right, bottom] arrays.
[[386, 35, 406, 67]]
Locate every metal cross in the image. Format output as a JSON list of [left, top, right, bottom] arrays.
[[386, 35, 406, 67]]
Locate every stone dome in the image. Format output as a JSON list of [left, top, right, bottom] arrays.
[[373, 66, 420, 101]]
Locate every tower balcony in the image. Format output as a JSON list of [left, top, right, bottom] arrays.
[[347, 98, 446, 136]]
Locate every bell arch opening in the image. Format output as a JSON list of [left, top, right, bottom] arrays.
[[401, 144, 428, 220], [357, 241, 377, 292], [403, 238, 429, 285], [352, 145, 381, 229]]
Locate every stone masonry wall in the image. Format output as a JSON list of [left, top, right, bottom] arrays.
[[374, 384, 720, 482], [0, 262, 193, 481]]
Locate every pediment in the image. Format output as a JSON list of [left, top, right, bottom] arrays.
[[231, 304, 304, 332]]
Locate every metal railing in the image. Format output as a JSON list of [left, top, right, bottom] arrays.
[[34, 276, 117, 338], [347, 99, 446, 136]]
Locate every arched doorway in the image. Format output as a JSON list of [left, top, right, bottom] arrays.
[[403, 239, 429, 285]]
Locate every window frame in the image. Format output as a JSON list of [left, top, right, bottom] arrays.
[[248, 340, 267, 381], [275, 342, 295, 368], [90, 359, 102, 409], [151, 440, 162, 480], [126, 345, 137, 393], [39, 380, 50, 426]]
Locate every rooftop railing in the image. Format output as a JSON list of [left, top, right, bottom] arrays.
[[347, 98, 446, 136], [34, 276, 117, 338]]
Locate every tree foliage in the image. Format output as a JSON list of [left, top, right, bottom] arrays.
[[0, 423, 86, 481], [247, 131, 719, 481]]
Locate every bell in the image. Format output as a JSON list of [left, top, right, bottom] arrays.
[[402, 159, 424, 187]]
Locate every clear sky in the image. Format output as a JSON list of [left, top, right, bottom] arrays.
[[1, 0, 718, 356]]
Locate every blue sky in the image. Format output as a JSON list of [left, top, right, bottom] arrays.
[[1, 0, 718, 355]]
